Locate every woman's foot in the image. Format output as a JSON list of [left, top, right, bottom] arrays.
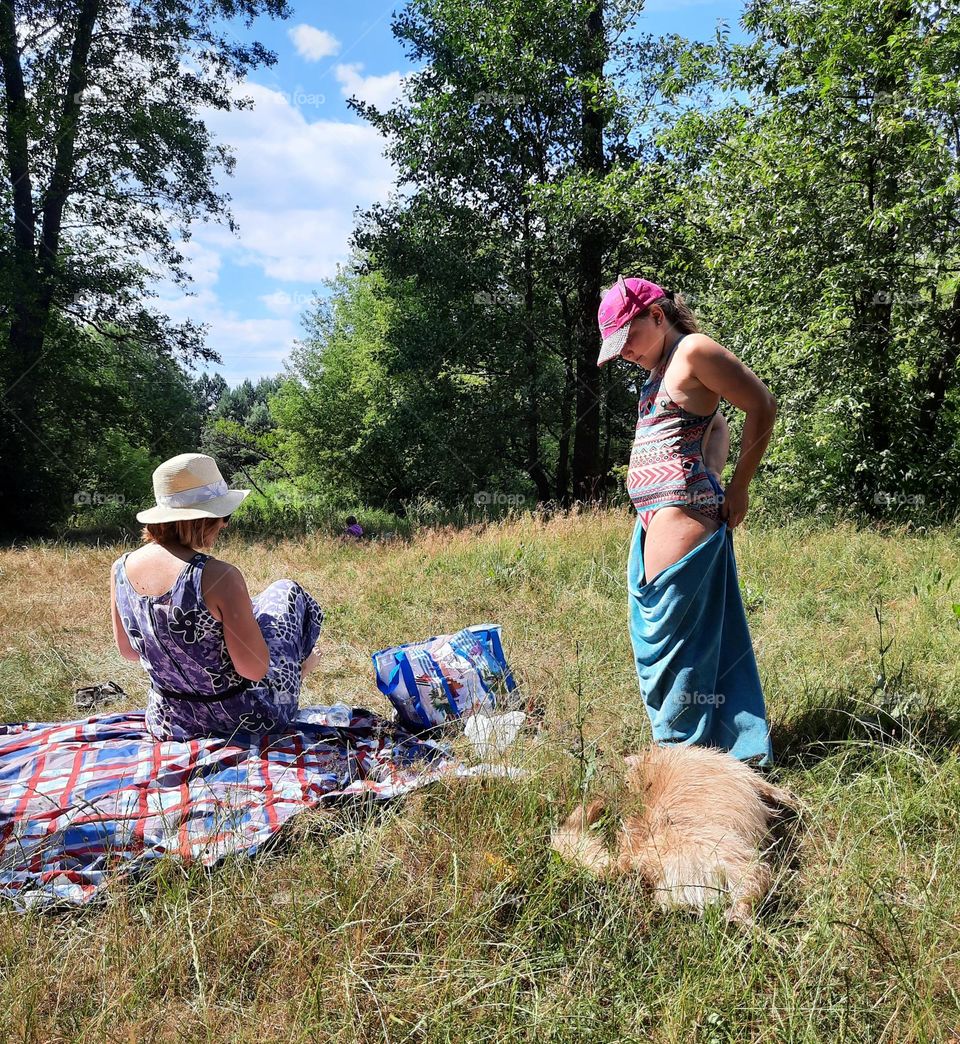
[[301, 648, 322, 678]]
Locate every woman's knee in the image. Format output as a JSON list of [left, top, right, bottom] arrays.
[[258, 577, 302, 599]]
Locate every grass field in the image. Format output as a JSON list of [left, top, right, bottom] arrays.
[[1, 509, 958, 1043]]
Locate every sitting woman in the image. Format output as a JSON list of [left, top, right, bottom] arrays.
[[110, 452, 324, 741]]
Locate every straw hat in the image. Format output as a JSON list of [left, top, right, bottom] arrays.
[[136, 453, 250, 523]]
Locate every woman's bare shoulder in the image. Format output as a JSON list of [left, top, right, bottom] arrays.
[[202, 556, 243, 582], [679, 332, 731, 356], [201, 557, 250, 600]]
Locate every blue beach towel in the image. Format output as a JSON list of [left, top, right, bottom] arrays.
[[627, 516, 772, 764]]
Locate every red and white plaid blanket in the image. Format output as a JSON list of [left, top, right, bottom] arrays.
[[0, 706, 455, 910]]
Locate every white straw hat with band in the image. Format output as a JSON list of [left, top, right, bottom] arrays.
[[136, 453, 250, 523]]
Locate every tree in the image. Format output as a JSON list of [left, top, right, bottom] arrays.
[[64, 328, 209, 521], [351, 0, 649, 504], [0, 0, 289, 533], [272, 266, 524, 510], [200, 375, 288, 492], [653, 0, 960, 514]]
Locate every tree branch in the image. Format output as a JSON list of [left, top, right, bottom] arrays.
[[40, 0, 102, 266], [0, 1, 36, 254]]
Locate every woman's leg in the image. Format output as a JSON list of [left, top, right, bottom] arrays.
[[640, 415, 729, 586], [249, 579, 325, 724], [251, 579, 324, 665]]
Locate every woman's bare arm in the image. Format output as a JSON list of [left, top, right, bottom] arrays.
[[688, 335, 777, 526], [110, 566, 140, 662], [203, 563, 270, 681]]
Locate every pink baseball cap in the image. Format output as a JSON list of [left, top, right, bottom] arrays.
[[597, 276, 669, 367]]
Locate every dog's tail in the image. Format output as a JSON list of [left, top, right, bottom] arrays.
[[550, 798, 615, 876], [754, 776, 800, 815]]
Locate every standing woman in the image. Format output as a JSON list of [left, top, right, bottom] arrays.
[[598, 277, 777, 764], [110, 453, 325, 741]]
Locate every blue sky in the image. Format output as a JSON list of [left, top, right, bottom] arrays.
[[161, 0, 750, 386]]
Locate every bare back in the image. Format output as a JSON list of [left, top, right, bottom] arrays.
[[121, 544, 233, 622]]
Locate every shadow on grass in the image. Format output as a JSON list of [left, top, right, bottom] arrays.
[[772, 688, 960, 769]]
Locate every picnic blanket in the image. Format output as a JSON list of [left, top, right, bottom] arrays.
[[627, 518, 773, 764], [0, 706, 460, 911]]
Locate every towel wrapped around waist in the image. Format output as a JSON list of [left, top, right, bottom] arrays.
[[627, 515, 772, 765]]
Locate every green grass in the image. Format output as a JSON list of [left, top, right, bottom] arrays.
[[0, 509, 958, 1042]]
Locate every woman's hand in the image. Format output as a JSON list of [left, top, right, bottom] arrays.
[[720, 479, 749, 529]]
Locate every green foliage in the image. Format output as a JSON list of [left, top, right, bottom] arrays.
[[648, 0, 960, 517], [314, 0, 960, 523], [272, 265, 535, 512], [0, 0, 290, 533], [349, 0, 648, 504], [200, 376, 288, 491], [25, 326, 208, 531], [4, 0, 960, 533], [228, 479, 412, 539]]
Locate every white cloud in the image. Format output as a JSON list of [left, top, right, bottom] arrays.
[[154, 275, 300, 384], [288, 24, 341, 61], [194, 82, 395, 284], [334, 62, 407, 109], [175, 237, 222, 292], [152, 81, 400, 382]]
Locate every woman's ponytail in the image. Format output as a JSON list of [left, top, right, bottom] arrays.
[[654, 291, 700, 335]]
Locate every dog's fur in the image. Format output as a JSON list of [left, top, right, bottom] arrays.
[[551, 743, 796, 925]]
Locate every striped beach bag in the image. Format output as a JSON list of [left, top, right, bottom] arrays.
[[372, 624, 517, 730]]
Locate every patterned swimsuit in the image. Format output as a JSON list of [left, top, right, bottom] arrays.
[[113, 550, 324, 741], [627, 333, 725, 530]]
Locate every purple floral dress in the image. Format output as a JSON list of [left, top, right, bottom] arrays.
[[112, 550, 324, 741]]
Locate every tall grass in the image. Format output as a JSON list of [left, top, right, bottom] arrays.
[[0, 510, 958, 1042]]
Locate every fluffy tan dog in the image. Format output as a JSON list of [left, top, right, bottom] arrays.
[[551, 743, 796, 925]]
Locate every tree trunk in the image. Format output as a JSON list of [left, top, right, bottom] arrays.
[[918, 281, 960, 448], [556, 345, 575, 506], [522, 207, 553, 502], [851, 9, 913, 517], [570, 0, 606, 502], [601, 364, 613, 487], [0, 1, 46, 533], [0, 0, 99, 533]]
